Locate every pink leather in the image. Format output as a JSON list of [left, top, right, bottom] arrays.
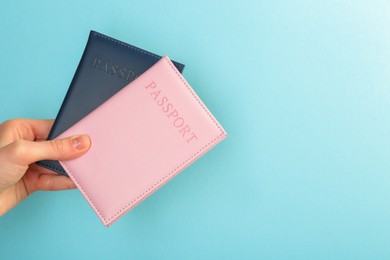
[[56, 56, 227, 226]]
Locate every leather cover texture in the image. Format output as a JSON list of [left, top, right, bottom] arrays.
[[56, 56, 227, 226], [37, 31, 185, 175]]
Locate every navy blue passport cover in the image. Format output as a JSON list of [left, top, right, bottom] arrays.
[[37, 30, 185, 175]]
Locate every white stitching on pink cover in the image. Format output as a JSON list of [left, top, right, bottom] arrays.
[[61, 57, 226, 226]]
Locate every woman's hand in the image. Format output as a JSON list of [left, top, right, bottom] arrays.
[[0, 118, 90, 216]]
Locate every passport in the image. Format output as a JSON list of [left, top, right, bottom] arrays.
[[56, 56, 227, 226], [37, 31, 185, 175]]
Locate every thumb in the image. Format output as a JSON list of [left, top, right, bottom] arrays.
[[2, 135, 91, 166]]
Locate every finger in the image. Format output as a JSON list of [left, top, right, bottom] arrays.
[[0, 182, 28, 216], [35, 174, 76, 191], [35, 137, 51, 142], [1, 135, 91, 166], [27, 119, 54, 140], [0, 119, 54, 147]]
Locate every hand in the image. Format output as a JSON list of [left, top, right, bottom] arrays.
[[0, 118, 91, 216]]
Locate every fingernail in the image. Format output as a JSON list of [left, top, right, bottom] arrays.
[[71, 135, 90, 151]]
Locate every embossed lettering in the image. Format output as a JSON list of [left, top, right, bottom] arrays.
[[167, 109, 178, 119], [173, 117, 185, 128], [179, 125, 190, 137], [145, 81, 198, 144], [158, 96, 168, 106], [150, 90, 161, 100], [186, 133, 198, 144], [91, 57, 137, 82]]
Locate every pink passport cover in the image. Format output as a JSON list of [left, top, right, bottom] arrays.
[[56, 56, 227, 226]]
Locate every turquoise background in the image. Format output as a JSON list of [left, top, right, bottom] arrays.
[[1, 0, 390, 259]]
